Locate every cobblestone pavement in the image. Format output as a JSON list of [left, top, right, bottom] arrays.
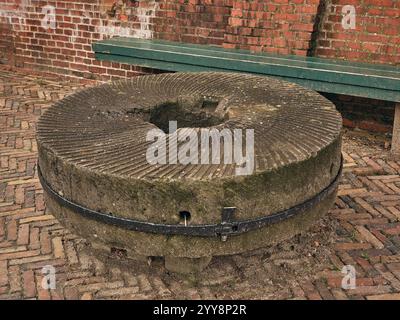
[[1, 66, 400, 300]]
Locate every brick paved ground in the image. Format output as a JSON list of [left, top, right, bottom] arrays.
[[1, 66, 400, 300]]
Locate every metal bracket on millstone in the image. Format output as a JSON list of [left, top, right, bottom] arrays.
[[38, 156, 342, 240], [216, 207, 237, 241]]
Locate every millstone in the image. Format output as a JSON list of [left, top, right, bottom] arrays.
[[37, 72, 342, 274]]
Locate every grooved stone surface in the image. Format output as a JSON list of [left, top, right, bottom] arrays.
[[36, 72, 342, 258], [37, 72, 341, 178]]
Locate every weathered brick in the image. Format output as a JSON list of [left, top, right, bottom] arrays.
[[19, 215, 55, 224], [52, 237, 64, 259], [348, 285, 392, 296], [16, 223, 29, 245], [355, 226, 385, 249], [0, 249, 40, 261], [0, 260, 7, 287], [334, 243, 372, 251], [0, 217, 4, 238], [6, 219, 17, 241], [22, 270, 36, 298], [367, 293, 400, 300], [29, 227, 39, 249]]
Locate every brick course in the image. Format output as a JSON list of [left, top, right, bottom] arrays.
[[0, 0, 160, 81], [222, 0, 320, 55], [315, 0, 400, 65]]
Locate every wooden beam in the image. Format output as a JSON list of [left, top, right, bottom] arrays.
[[93, 38, 400, 102], [391, 103, 400, 155]]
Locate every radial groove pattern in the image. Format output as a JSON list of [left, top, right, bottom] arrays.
[[37, 72, 341, 180]]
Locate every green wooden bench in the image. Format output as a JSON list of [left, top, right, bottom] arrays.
[[92, 38, 400, 154]]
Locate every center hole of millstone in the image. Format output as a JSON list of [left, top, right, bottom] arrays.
[[179, 211, 191, 224], [149, 96, 226, 133]]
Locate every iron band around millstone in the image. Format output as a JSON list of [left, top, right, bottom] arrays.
[[37, 156, 342, 240]]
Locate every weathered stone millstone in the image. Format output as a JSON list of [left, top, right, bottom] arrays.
[[37, 72, 342, 273]]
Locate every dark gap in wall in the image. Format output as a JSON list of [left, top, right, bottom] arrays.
[[321, 92, 395, 133], [0, 18, 14, 65], [307, 0, 330, 57]]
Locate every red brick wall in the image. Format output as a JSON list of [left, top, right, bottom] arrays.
[[314, 1, 399, 133], [315, 0, 400, 65], [0, 1, 399, 77], [0, 0, 324, 80], [0, 0, 161, 81], [153, 0, 230, 46], [223, 0, 320, 55]]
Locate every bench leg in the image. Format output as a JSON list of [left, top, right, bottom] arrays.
[[392, 103, 400, 156]]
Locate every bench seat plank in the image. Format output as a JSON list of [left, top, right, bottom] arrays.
[[93, 38, 400, 102]]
